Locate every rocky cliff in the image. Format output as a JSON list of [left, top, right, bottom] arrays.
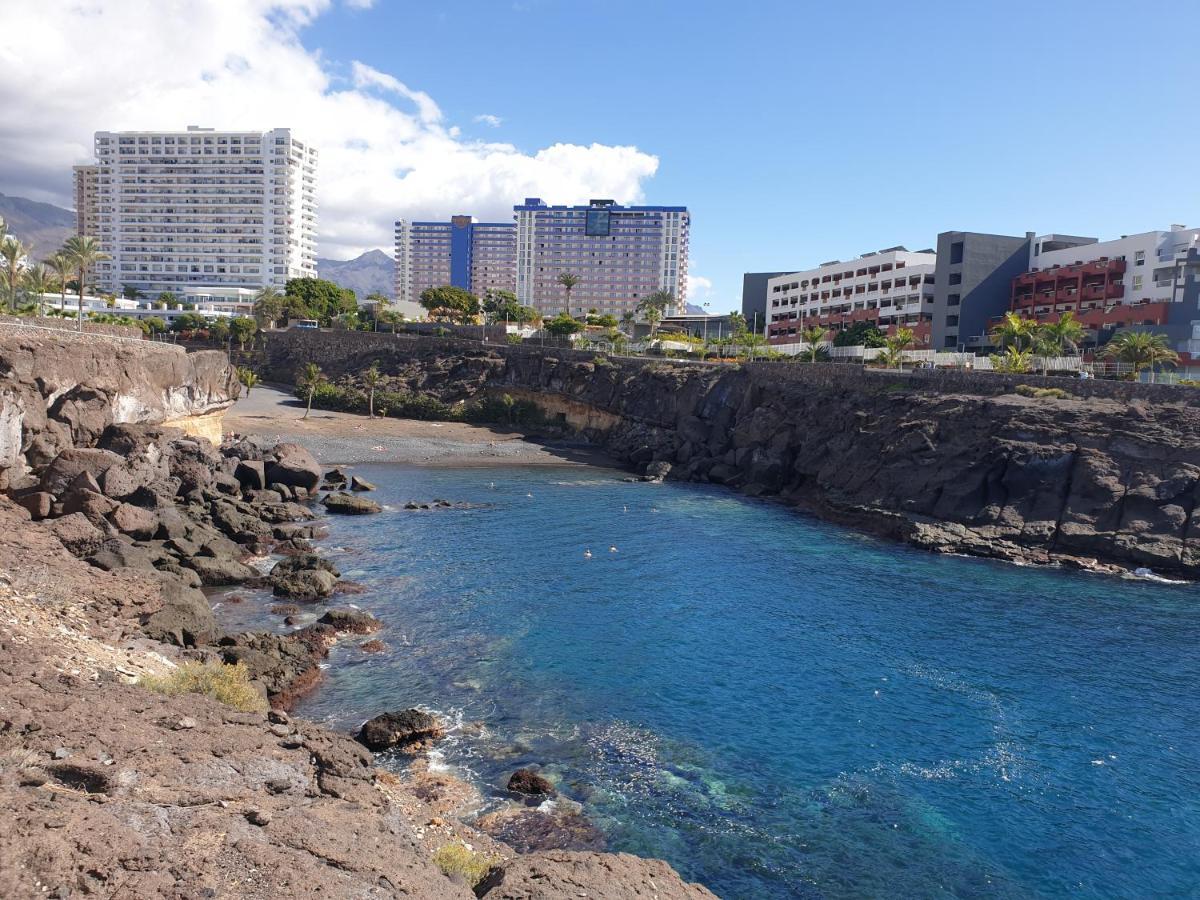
[[265, 334, 1200, 578], [0, 328, 238, 483]]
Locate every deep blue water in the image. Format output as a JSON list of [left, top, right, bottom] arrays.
[[225, 463, 1200, 898]]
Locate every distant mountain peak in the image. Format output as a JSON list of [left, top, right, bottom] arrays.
[[0, 192, 75, 254], [316, 248, 395, 300]]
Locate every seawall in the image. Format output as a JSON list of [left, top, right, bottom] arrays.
[[263, 332, 1200, 577]]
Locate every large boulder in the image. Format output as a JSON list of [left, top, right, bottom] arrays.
[[39, 448, 124, 497], [322, 492, 381, 515], [45, 512, 105, 557], [235, 459, 267, 492], [350, 475, 376, 492], [318, 608, 382, 634], [61, 488, 119, 525], [140, 575, 219, 648], [16, 491, 53, 520], [271, 553, 340, 578], [184, 555, 260, 586], [265, 443, 322, 493], [356, 709, 444, 753], [271, 568, 337, 602], [477, 851, 718, 900], [108, 503, 160, 540]]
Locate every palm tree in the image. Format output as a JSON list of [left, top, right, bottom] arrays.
[[237, 367, 260, 394], [299, 362, 325, 419], [990, 311, 1036, 352], [0, 234, 29, 312], [1037, 311, 1086, 356], [253, 285, 283, 328], [363, 363, 382, 418], [555, 273, 580, 314], [1101, 331, 1178, 382], [990, 346, 1033, 374], [879, 327, 916, 371], [62, 235, 109, 330], [23, 264, 50, 315], [799, 325, 827, 363], [45, 252, 72, 312], [637, 289, 675, 340]]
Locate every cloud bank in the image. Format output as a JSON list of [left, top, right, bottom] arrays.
[[0, 0, 659, 259]]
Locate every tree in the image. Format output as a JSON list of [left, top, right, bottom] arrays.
[[284, 278, 356, 325], [1101, 331, 1178, 381], [253, 286, 284, 328], [230, 316, 257, 350], [157, 290, 177, 309], [1036, 311, 1086, 356], [833, 320, 886, 348], [586, 311, 618, 328], [45, 252, 72, 313], [142, 316, 167, 337], [23, 264, 50, 315], [620, 310, 637, 335], [1, 233, 28, 312], [208, 317, 231, 344], [555, 273, 580, 314], [543, 313, 583, 337], [638, 289, 674, 339], [990, 311, 1036, 351], [299, 362, 325, 418], [62, 235, 109, 330], [121, 283, 144, 302], [877, 327, 916, 371], [482, 288, 520, 323], [419, 285, 480, 324], [989, 346, 1033, 373], [171, 312, 208, 333], [799, 325, 828, 363], [237, 367, 260, 394], [363, 363, 382, 418]]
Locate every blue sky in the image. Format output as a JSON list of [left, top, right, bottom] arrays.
[[299, 0, 1199, 309]]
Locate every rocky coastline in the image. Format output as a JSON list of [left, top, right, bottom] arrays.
[[263, 334, 1200, 580], [0, 330, 716, 898]]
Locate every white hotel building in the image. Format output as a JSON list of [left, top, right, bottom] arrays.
[[515, 198, 689, 317], [86, 126, 318, 296], [766, 247, 937, 345]]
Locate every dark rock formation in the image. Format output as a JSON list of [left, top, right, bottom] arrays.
[[357, 709, 445, 753], [322, 491, 381, 514], [269, 336, 1200, 577], [318, 608, 382, 634], [265, 442, 322, 492], [350, 475, 376, 491], [507, 767, 555, 796]]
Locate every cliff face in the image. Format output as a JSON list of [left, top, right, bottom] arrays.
[[267, 335, 1200, 577], [0, 329, 238, 479]]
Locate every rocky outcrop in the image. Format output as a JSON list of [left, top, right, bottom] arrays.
[[357, 709, 446, 753], [478, 851, 717, 899], [284, 338, 1200, 578], [0, 329, 238, 483]]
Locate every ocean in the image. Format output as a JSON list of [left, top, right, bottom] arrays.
[[223, 463, 1200, 898]]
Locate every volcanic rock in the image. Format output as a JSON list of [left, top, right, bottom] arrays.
[[356, 709, 444, 753], [322, 491, 381, 515], [265, 443, 322, 493], [507, 767, 555, 796]]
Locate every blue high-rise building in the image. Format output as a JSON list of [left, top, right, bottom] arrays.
[[394, 215, 516, 303]]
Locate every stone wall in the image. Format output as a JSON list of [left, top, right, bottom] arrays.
[[0, 316, 145, 340]]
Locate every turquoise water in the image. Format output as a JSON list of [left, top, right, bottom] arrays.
[[269, 464, 1200, 898]]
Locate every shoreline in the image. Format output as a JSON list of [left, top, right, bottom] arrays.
[[225, 384, 620, 469]]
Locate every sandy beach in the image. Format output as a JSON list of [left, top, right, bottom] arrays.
[[223, 384, 617, 468]]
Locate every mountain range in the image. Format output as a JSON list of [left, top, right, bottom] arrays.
[[0, 193, 75, 256], [316, 249, 394, 300]]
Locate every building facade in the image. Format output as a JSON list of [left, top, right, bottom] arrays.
[[86, 126, 317, 296], [72, 164, 99, 239], [766, 248, 937, 346], [393, 215, 516, 305], [741, 271, 793, 328], [514, 198, 689, 317]]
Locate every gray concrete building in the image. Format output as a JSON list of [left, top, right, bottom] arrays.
[[931, 231, 1036, 350], [741, 271, 792, 330]]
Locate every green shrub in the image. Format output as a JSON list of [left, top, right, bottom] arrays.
[[1015, 384, 1069, 400], [506, 333, 523, 345], [462, 393, 545, 426], [432, 843, 501, 888], [140, 662, 267, 713]]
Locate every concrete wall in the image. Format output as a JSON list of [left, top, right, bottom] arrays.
[[932, 231, 1032, 350]]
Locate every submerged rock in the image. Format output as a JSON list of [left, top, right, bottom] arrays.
[[507, 767, 555, 797], [356, 709, 444, 753]]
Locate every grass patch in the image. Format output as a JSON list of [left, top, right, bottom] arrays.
[[1015, 384, 1069, 400], [432, 843, 501, 888], [140, 662, 267, 713]]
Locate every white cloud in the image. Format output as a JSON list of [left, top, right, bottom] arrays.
[[474, 114, 503, 128], [344, 0, 374, 8], [0, 0, 659, 259], [687, 274, 714, 309]]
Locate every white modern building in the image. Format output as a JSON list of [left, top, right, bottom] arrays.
[[514, 198, 689, 317], [766, 247, 937, 345], [394, 215, 516, 304], [85, 126, 318, 296]]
